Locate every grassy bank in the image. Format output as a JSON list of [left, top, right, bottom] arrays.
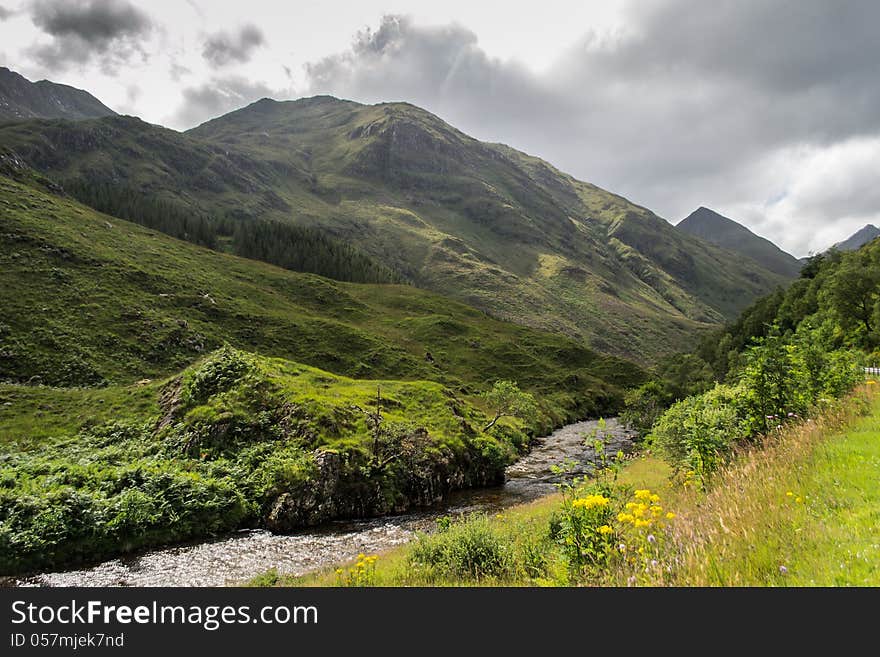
[[0, 347, 528, 574], [654, 386, 880, 586], [262, 386, 879, 587]]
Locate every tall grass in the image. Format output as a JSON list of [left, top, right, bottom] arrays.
[[632, 386, 878, 586]]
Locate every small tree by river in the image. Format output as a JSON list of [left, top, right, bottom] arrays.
[[481, 380, 538, 431]]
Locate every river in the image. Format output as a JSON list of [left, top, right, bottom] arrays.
[[7, 417, 636, 587]]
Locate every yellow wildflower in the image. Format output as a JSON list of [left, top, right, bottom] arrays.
[[665, 512, 676, 520], [796, 497, 803, 504], [650, 505, 663, 516], [786, 491, 794, 497], [617, 512, 634, 523], [598, 525, 614, 535], [634, 519, 651, 528], [572, 494, 610, 510], [650, 494, 661, 504], [634, 489, 652, 501]]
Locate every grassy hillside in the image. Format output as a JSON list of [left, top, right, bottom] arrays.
[[0, 174, 642, 423], [0, 98, 790, 361], [0, 347, 533, 573]]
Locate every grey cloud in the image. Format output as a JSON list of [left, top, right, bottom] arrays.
[[607, 0, 879, 94], [307, 16, 549, 132], [31, 0, 151, 44], [303, 5, 880, 255], [28, 0, 153, 73], [167, 76, 281, 130], [202, 24, 265, 67], [0, 6, 13, 20], [169, 61, 191, 82]]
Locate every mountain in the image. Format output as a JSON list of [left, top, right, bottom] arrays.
[[833, 224, 880, 252], [0, 66, 116, 121], [0, 173, 641, 418], [0, 96, 790, 362], [676, 207, 802, 278]]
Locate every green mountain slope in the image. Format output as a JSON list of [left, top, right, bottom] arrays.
[[677, 207, 802, 278], [0, 175, 642, 422], [0, 97, 790, 361], [0, 66, 116, 121]]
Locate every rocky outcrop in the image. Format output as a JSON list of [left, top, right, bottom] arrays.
[[265, 444, 506, 532]]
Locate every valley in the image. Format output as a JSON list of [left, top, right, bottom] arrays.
[[0, 69, 850, 582]]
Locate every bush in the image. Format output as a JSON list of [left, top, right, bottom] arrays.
[[621, 381, 667, 436], [649, 383, 748, 481], [819, 349, 863, 398], [552, 490, 616, 572], [650, 335, 863, 483], [181, 346, 253, 406], [409, 514, 512, 581], [739, 335, 812, 435]]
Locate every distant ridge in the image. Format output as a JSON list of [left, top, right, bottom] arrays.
[[0, 66, 116, 121], [833, 224, 880, 252], [677, 206, 802, 278]]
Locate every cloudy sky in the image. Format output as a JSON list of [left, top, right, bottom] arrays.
[[1, 0, 878, 256]]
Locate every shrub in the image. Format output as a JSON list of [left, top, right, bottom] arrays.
[[553, 490, 616, 572], [739, 335, 812, 435], [649, 383, 748, 481], [409, 514, 512, 581], [621, 381, 666, 436], [181, 346, 253, 406], [820, 349, 862, 398]]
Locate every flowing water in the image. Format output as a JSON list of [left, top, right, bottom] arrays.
[[7, 418, 636, 587]]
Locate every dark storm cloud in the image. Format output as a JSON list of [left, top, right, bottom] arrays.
[[202, 24, 265, 67], [304, 3, 880, 255], [168, 76, 280, 129], [28, 0, 153, 73]]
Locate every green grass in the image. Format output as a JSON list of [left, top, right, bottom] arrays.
[[0, 382, 158, 449], [659, 389, 880, 586], [783, 420, 880, 585]]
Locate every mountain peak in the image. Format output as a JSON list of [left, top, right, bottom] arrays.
[[833, 224, 880, 251], [677, 206, 802, 278], [0, 66, 116, 121]]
